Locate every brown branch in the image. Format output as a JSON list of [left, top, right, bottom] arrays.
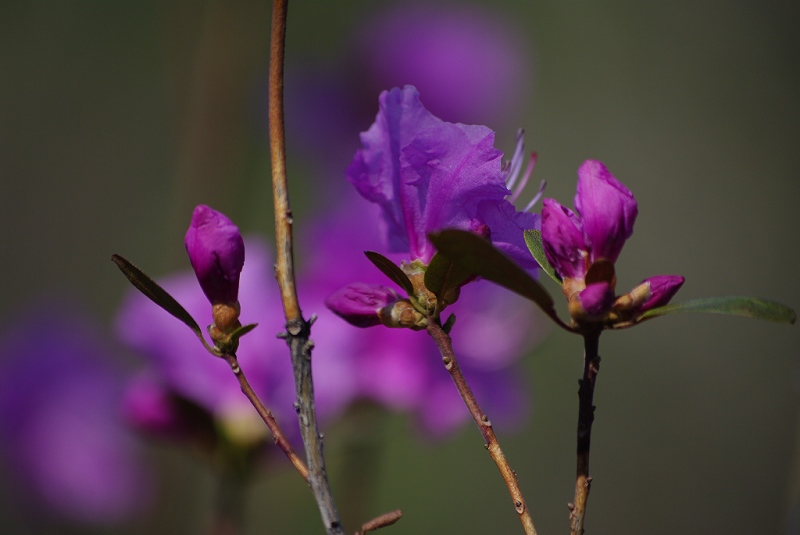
[[569, 330, 601, 535], [268, 1, 344, 533], [221, 352, 308, 481], [426, 321, 538, 535], [268, 0, 299, 320]]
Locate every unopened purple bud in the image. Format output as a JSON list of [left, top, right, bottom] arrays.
[[574, 160, 638, 264], [184, 205, 245, 306], [570, 282, 615, 321], [632, 275, 685, 312], [326, 283, 402, 328]]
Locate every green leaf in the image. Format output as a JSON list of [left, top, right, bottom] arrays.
[[637, 296, 797, 324], [111, 254, 213, 351], [428, 230, 572, 330], [424, 252, 474, 300], [364, 251, 414, 296], [442, 313, 457, 334], [524, 229, 562, 284]]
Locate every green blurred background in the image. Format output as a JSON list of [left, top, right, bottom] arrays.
[[1, 1, 799, 533]]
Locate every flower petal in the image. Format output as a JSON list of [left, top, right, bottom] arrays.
[[476, 199, 541, 271], [541, 198, 587, 279], [574, 160, 638, 264], [347, 86, 509, 263]]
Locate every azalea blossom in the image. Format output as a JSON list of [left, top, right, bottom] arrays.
[[346, 85, 539, 269], [541, 160, 684, 322], [305, 192, 538, 436]]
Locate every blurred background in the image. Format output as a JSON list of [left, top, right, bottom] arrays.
[[1, 1, 799, 533]]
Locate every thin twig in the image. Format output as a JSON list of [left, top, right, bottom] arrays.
[[569, 330, 601, 535], [267, 1, 344, 533], [354, 510, 403, 535], [426, 321, 538, 535], [221, 352, 308, 481]]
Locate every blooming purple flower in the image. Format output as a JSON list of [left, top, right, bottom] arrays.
[[541, 160, 684, 322], [0, 302, 150, 524], [346, 85, 539, 268], [185, 204, 245, 307], [307, 191, 540, 437]]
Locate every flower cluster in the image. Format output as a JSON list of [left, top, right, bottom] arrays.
[[541, 160, 684, 325], [118, 194, 540, 441], [328, 85, 540, 327]]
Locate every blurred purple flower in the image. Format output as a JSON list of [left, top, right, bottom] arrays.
[[0, 302, 150, 524], [542, 160, 684, 321], [283, 2, 532, 171], [117, 238, 359, 446], [346, 85, 539, 267], [357, 2, 531, 126]]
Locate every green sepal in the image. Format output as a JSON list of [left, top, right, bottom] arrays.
[[428, 230, 572, 331], [111, 254, 215, 353], [442, 313, 457, 334], [637, 296, 797, 324], [424, 252, 473, 301], [524, 229, 562, 284], [364, 251, 414, 296]]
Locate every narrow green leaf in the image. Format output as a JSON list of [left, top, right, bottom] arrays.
[[424, 252, 473, 299], [364, 251, 414, 296], [429, 230, 572, 330], [442, 313, 457, 334], [111, 254, 206, 339], [638, 296, 797, 324], [523, 229, 562, 284]]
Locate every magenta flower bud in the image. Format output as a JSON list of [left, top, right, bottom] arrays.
[[632, 275, 685, 312], [570, 282, 615, 321], [325, 283, 402, 328], [574, 160, 638, 264], [184, 205, 245, 306]]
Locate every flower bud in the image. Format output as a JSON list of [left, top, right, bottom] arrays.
[[326, 283, 402, 328], [631, 275, 685, 312], [184, 205, 245, 307], [569, 281, 615, 322]]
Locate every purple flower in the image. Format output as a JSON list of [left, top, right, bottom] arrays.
[[185, 204, 245, 307], [542, 160, 638, 282], [307, 191, 541, 437], [541, 161, 683, 322], [346, 85, 539, 268], [0, 302, 150, 524]]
